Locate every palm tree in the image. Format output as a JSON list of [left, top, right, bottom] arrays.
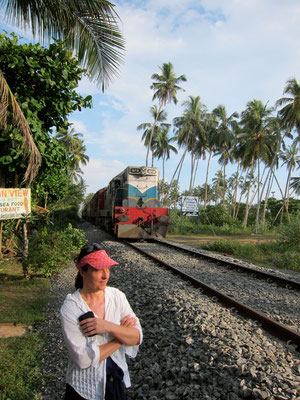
[[212, 105, 239, 206], [276, 78, 300, 143], [56, 127, 84, 153], [279, 143, 300, 222], [290, 177, 300, 195], [172, 96, 206, 192], [137, 105, 169, 166], [0, 0, 125, 89], [202, 113, 218, 210], [212, 170, 224, 205], [56, 127, 89, 182], [238, 100, 274, 230], [146, 62, 186, 166], [0, 73, 41, 186], [153, 126, 177, 185], [69, 139, 89, 182]]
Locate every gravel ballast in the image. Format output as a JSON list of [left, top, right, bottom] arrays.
[[130, 241, 300, 332], [37, 222, 300, 400]]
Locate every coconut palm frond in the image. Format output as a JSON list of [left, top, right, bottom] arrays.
[[68, 10, 125, 90], [0, 0, 125, 90], [0, 78, 8, 129], [0, 71, 42, 185]]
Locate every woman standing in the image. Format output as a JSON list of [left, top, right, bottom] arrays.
[[60, 243, 142, 400]]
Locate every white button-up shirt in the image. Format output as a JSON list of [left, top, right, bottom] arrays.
[[60, 287, 143, 400]]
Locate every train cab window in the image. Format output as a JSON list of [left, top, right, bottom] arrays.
[[114, 179, 121, 188], [114, 180, 123, 206]]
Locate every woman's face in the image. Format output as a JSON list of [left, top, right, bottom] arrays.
[[81, 266, 110, 292]]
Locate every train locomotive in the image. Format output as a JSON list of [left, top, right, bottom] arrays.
[[82, 166, 168, 239]]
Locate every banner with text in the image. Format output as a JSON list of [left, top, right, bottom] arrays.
[[0, 188, 31, 220]]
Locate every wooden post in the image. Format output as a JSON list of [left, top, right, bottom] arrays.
[[0, 221, 3, 258], [22, 221, 29, 278], [6, 219, 21, 251]]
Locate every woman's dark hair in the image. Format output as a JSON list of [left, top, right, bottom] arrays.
[[75, 242, 104, 289]]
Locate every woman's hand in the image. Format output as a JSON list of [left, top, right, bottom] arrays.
[[80, 318, 112, 337], [121, 315, 137, 328], [80, 315, 137, 337]]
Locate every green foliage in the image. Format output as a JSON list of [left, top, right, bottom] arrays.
[[25, 223, 86, 277], [0, 334, 45, 400], [278, 216, 300, 246], [272, 249, 300, 271], [203, 237, 300, 272], [199, 205, 242, 227], [168, 206, 244, 235], [0, 33, 92, 203]]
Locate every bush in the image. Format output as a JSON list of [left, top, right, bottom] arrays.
[[273, 250, 300, 271], [199, 205, 242, 227], [278, 217, 300, 246], [25, 224, 86, 277], [168, 208, 247, 235]]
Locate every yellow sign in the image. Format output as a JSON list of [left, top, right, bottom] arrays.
[[0, 188, 31, 220]]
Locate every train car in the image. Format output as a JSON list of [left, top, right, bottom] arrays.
[[82, 166, 168, 239]]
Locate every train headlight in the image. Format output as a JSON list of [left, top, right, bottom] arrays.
[[147, 169, 156, 175], [130, 168, 141, 174]]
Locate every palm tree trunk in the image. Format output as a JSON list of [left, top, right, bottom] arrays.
[[189, 152, 196, 194], [254, 159, 261, 234], [192, 158, 199, 192], [223, 161, 226, 206], [243, 160, 254, 228], [232, 161, 240, 217], [204, 151, 212, 210], [215, 176, 220, 206], [280, 163, 293, 224], [235, 191, 244, 219], [261, 168, 273, 225], [146, 102, 162, 167], [170, 148, 187, 185]]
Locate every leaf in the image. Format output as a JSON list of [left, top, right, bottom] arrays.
[[0, 155, 13, 164]]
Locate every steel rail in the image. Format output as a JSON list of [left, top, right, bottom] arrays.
[[123, 240, 300, 351], [152, 238, 300, 291]]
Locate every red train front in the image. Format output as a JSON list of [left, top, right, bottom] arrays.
[[82, 166, 168, 239]]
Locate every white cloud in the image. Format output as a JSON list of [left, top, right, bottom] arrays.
[[69, 120, 88, 135]]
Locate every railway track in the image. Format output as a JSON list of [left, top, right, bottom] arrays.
[[153, 238, 300, 290], [122, 239, 300, 350]]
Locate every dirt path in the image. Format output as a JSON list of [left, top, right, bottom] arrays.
[[0, 323, 29, 338]]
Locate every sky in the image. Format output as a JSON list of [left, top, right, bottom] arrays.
[[1, 0, 300, 198]]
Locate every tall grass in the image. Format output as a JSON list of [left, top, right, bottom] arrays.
[[0, 334, 45, 400], [202, 240, 300, 272]]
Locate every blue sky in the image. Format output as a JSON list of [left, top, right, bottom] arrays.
[[1, 0, 300, 198]]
